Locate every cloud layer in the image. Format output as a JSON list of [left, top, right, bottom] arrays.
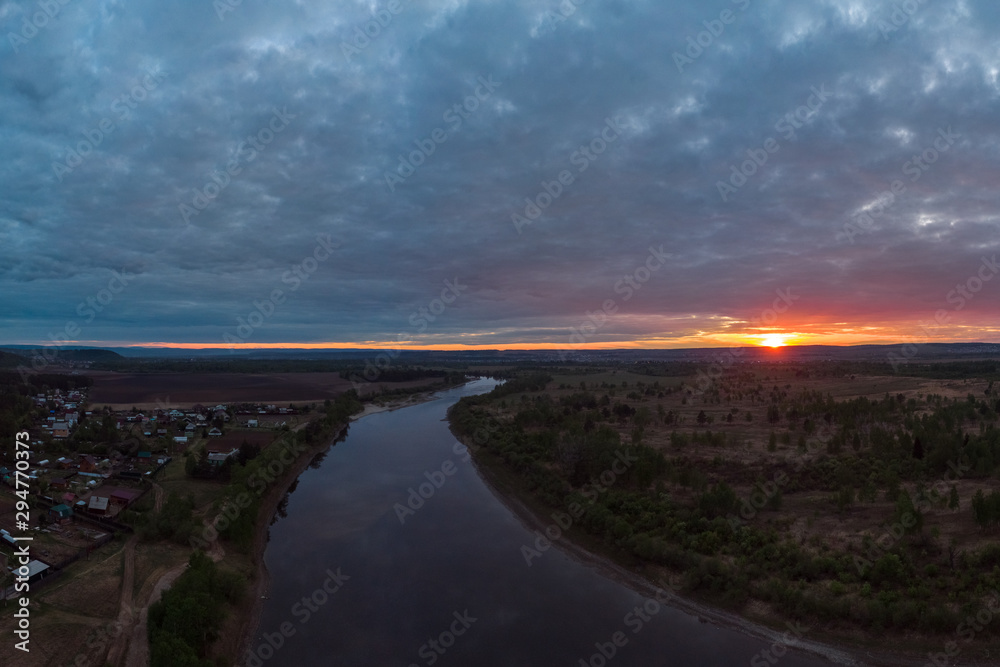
[[2, 0, 999, 349]]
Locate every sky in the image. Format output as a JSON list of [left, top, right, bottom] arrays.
[[2, 0, 999, 351]]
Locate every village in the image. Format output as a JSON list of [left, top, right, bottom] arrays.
[[0, 385, 307, 597]]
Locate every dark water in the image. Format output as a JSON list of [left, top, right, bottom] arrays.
[[251, 379, 834, 667]]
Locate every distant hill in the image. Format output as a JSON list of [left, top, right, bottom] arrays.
[[0, 350, 27, 368], [0, 347, 123, 362], [107, 342, 1000, 363], [2, 343, 999, 366]]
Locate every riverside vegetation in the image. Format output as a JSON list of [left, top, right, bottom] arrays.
[[448, 363, 1000, 651], [146, 390, 363, 666]]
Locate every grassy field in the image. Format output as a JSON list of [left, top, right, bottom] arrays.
[[158, 455, 228, 510]]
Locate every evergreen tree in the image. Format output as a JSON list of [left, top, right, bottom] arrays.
[[948, 484, 960, 511], [972, 489, 988, 531]]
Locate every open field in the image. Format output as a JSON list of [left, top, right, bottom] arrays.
[[86, 371, 445, 407], [157, 456, 228, 510]]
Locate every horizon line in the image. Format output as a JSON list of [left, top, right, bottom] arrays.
[[3, 340, 1000, 352]]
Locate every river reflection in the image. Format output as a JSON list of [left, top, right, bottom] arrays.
[[253, 379, 834, 667]]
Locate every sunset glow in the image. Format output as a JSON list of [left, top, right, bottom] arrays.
[[756, 333, 794, 348]]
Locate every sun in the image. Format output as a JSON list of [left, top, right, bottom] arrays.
[[757, 333, 793, 348]]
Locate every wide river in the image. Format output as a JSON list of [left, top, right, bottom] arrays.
[[251, 378, 835, 666]]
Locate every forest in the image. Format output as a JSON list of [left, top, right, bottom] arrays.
[[449, 364, 1000, 636]]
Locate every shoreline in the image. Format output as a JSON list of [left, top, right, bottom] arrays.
[[231, 426, 345, 666], [348, 390, 443, 421], [232, 380, 990, 667], [450, 428, 997, 667], [233, 390, 444, 666]]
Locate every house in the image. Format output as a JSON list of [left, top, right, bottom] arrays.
[[208, 427, 222, 437], [49, 504, 73, 523], [110, 489, 140, 506], [206, 438, 239, 464], [213, 409, 229, 422], [10, 559, 49, 584], [207, 452, 232, 466], [88, 496, 109, 515], [49, 477, 68, 489], [184, 423, 196, 433], [52, 422, 69, 438], [173, 436, 188, 445], [64, 411, 79, 427], [246, 419, 258, 428], [61, 492, 76, 505], [80, 455, 98, 473]]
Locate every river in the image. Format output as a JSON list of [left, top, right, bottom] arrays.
[[250, 378, 835, 666]]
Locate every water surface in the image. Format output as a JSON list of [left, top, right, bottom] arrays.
[[253, 379, 833, 666]]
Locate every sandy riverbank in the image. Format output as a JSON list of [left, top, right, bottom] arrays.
[[349, 391, 443, 421]]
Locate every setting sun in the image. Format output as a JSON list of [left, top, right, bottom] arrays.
[[757, 333, 793, 348]]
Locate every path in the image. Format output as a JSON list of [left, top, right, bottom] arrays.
[[105, 481, 164, 666], [122, 509, 226, 667]]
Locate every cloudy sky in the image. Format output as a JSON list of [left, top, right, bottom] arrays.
[[2, 0, 999, 350]]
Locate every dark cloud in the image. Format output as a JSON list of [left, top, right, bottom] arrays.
[[1, 0, 998, 348]]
